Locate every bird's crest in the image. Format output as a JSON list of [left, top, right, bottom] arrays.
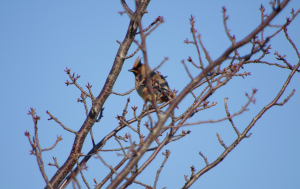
[[133, 56, 142, 69]]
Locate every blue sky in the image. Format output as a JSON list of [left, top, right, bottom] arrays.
[[1, 1, 299, 189]]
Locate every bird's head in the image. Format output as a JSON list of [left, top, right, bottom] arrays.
[[128, 56, 149, 76]]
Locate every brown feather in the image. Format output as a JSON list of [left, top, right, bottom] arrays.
[[129, 57, 176, 105]]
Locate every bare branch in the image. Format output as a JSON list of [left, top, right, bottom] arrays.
[[97, 157, 129, 188], [125, 46, 140, 59], [33, 1, 298, 189], [118, 117, 138, 133], [152, 57, 169, 72], [48, 157, 60, 169], [275, 89, 295, 106], [64, 68, 91, 98], [167, 90, 255, 129], [46, 111, 77, 134], [222, 7, 234, 42], [116, 40, 122, 45], [95, 151, 119, 176], [50, 1, 151, 188], [187, 56, 201, 69], [216, 133, 227, 149], [144, 19, 165, 40], [136, 16, 164, 35], [42, 135, 63, 152], [283, 27, 300, 58], [183, 46, 300, 189], [181, 60, 194, 80], [128, 179, 152, 188], [76, 160, 90, 189], [77, 92, 89, 116], [121, 0, 134, 20], [199, 152, 209, 166], [189, 15, 206, 68], [115, 135, 127, 157], [135, 1, 160, 115], [153, 150, 171, 189], [112, 79, 144, 96], [89, 128, 96, 147], [197, 34, 212, 64], [86, 82, 95, 100], [26, 109, 53, 189], [96, 107, 105, 122], [224, 98, 240, 136]]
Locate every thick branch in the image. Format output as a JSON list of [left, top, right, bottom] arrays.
[[107, 1, 290, 188], [49, 2, 151, 189]]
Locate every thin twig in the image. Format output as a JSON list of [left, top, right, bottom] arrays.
[[166, 90, 255, 129], [224, 98, 240, 136], [89, 128, 96, 147], [283, 27, 300, 58], [136, 16, 164, 35], [222, 7, 234, 42], [197, 34, 212, 64], [46, 111, 77, 134], [199, 152, 209, 166], [26, 109, 53, 189], [76, 160, 90, 189], [115, 136, 127, 157], [189, 15, 205, 68], [216, 133, 227, 149], [97, 157, 129, 188], [153, 150, 171, 189], [64, 68, 91, 98], [96, 152, 119, 176], [42, 135, 63, 151], [112, 79, 144, 96], [125, 46, 140, 59], [183, 40, 300, 189], [48, 157, 60, 169], [144, 17, 164, 37], [152, 57, 169, 72], [121, 0, 135, 20], [181, 60, 194, 80], [275, 89, 295, 106], [119, 118, 138, 133]]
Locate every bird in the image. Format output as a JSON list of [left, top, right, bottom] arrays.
[[128, 56, 176, 105]]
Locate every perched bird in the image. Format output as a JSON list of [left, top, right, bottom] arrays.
[[128, 57, 176, 105]]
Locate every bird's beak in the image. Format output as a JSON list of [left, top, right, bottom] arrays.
[[128, 68, 138, 76]]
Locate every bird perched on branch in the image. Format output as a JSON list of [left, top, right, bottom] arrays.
[[128, 56, 176, 105]]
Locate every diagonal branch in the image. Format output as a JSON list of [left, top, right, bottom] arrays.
[[153, 150, 171, 189], [107, 1, 291, 188], [183, 51, 299, 189], [50, 1, 152, 189], [121, 0, 134, 20]]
